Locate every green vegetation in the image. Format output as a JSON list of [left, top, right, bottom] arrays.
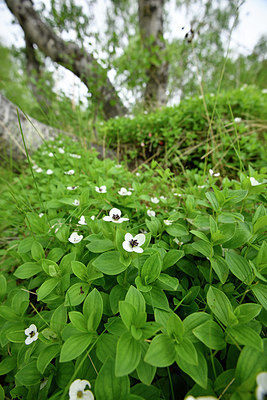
[[0, 132, 266, 399]]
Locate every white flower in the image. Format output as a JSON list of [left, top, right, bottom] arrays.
[[69, 379, 94, 400], [48, 152, 54, 157], [129, 187, 134, 191], [174, 193, 182, 197], [262, 89, 267, 94], [164, 220, 173, 226], [198, 185, 205, 189], [147, 209, 156, 217], [256, 372, 267, 400], [68, 232, 83, 244], [118, 187, 132, 196], [67, 186, 78, 190], [32, 164, 38, 170], [234, 117, 242, 123], [69, 153, 81, 159], [95, 185, 107, 193], [58, 147, 65, 154], [250, 177, 261, 186], [136, 172, 140, 177], [103, 208, 129, 223], [160, 196, 167, 201], [46, 169, 54, 175], [91, 215, 96, 220], [78, 216, 87, 225], [123, 233, 145, 253], [173, 238, 183, 246], [151, 197, 159, 204], [209, 169, 220, 177], [65, 169, 75, 175], [214, 172, 220, 177], [25, 324, 38, 345], [115, 164, 122, 168], [36, 168, 43, 173], [73, 199, 80, 206], [185, 396, 218, 400], [39, 213, 44, 218]]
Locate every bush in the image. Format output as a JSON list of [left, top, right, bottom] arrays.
[[100, 87, 267, 174], [0, 136, 266, 400]]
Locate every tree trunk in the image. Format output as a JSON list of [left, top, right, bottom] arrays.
[[138, 0, 169, 108], [4, 0, 127, 120]]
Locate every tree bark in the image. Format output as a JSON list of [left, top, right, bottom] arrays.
[[4, 0, 127, 119], [138, 0, 168, 108]]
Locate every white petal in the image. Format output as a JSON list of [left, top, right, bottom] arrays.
[[123, 241, 134, 252], [25, 336, 34, 345], [125, 233, 133, 242], [134, 234, 145, 246], [25, 324, 37, 335], [109, 208, 121, 217], [118, 218, 129, 222], [133, 246, 143, 253], [103, 216, 113, 222], [257, 372, 267, 391], [83, 391, 95, 400]]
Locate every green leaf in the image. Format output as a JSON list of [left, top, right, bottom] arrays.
[[223, 222, 251, 249], [228, 324, 263, 351], [96, 334, 118, 364], [37, 278, 60, 301], [234, 303, 262, 323], [37, 344, 60, 374], [119, 301, 136, 330], [225, 251, 253, 284], [0, 274, 7, 301], [167, 313, 184, 342], [162, 250, 184, 270], [125, 285, 146, 314], [0, 306, 18, 321], [207, 286, 233, 326], [115, 332, 142, 376], [60, 252, 76, 274], [144, 334, 175, 367], [192, 240, 213, 258], [252, 284, 267, 310], [0, 356, 16, 375], [71, 261, 88, 281], [175, 337, 198, 365], [15, 360, 42, 386], [68, 311, 88, 332], [254, 215, 267, 233], [205, 191, 219, 211], [193, 320, 226, 350], [156, 274, 179, 291], [176, 347, 208, 389], [136, 342, 156, 385], [31, 241, 45, 261], [65, 282, 89, 306], [18, 236, 35, 253], [60, 333, 93, 362], [235, 345, 265, 384], [145, 218, 161, 236], [190, 230, 210, 243], [109, 285, 127, 314], [50, 304, 67, 334], [166, 223, 188, 237], [93, 251, 127, 275], [145, 287, 169, 311], [6, 329, 25, 343], [83, 288, 103, 331], [141, 252, 162, 285], [14, 262, 42, 279], [183, 312, 213, 343], [95, 357, 130, 400], [210, 257, 229, 284], [87, 238, 115, 253]]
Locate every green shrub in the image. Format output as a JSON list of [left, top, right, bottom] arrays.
[[0, 135, 266, 399], [100, 87, 267, 174]]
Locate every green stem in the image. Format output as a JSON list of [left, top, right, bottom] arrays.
[[167, 367, 175, 400]]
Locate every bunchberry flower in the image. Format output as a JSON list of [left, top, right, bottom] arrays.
[[234, 117, 241, 123], [185, 396, 218, 400], [46, 169, 54, 175], [48, 152, 54, 157], [91, 215, 96, 220], [173, 238, 183, 246], [58, 147, 65, 154], [36, 167, 43, 172], [164, 220, 173, 226], [69, 379, 94, 400], [39, 213, 44, 218], [65, 169, 75, 175], [68, 232, 83, 244], [67, 186, 78, 190], [118, 187, 132, 196], [115, 164, 122, 168], [103, 208, 129, 223], [209, 169, 220, 177], [160, 196, 167, 201], [25, 324, 38, 345], [123, 233, 145, 253], [69, 153, 81, 159], [73, 199, 80, 206], [151, 197, 159, 204], [136, 172, 140, 177], [250, 177, 261, 186], [78, 216, 87, 225], [256, 372, 267, 400], [147, 209, 155, 217], [95, 185, 107, 193]]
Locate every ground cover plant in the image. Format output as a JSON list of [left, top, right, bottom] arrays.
[[100, 87, 267, 174], [0, 133, 266, 400]]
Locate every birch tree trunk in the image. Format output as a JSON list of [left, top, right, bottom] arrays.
[[138, 0, 169, 108], [4, 0, 127, 120]]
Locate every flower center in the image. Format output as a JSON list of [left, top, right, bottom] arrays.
[[77, 391, 83, 398], [29, 331, 35, 338], [112, 214, 120, 220], [99, 188, 102, 192], [129, 239, 139, 248]]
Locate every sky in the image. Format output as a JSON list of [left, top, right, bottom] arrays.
[[0, 0, 266, 105]]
